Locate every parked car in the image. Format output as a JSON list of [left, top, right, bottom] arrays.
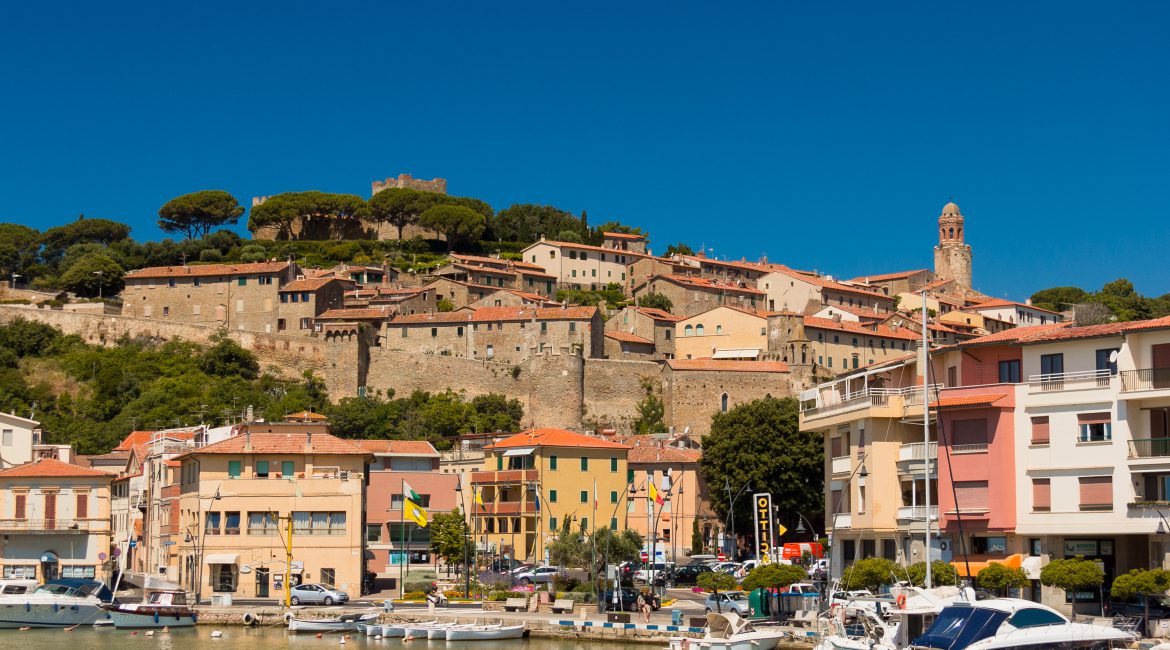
[[601, 588, 661, 612], [781, 582, 820, 595], [490, 558, 523, 573], [664, 563, 713, 585], [619, 560, 642, 580], [514, 565, 562, 585], [633, 562, 674, 583], [1109, 594, 1170, 621], [711, 561, 740, 575], [508, 563, 535, 576], [289, 583, 349, 606], [704, 591, 750, 616], [807, 558, 830, 579]]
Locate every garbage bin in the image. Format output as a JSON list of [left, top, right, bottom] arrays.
[[672, 609, 683, 626]]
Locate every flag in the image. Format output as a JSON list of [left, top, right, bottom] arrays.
[[404, 499, 429, 528], [403, 480, 422, 503], [474, 486, 484, 509], [593, 480, 598, 510], [649, 481, 664, 506], [534, 491, 540, 513]]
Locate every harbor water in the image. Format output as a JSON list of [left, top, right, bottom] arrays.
[[0, 626, 643, 649]]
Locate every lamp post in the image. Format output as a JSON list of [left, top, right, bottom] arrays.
[[93, 270, 103, 300], [191, 485, 221, 605], [724, 479, 752, 561], [455, 476, 471, 598], [10, 273, 20, 290]]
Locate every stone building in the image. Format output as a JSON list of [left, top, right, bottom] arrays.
[[122, 262, 298, 333], [276, 277, 353, 334], [847, 269, 934, 297], [368, 286, 439, 315], [661, 359, 792, 435], [603, 331, 656, 358], [933, 202, 973, 291], [627, 257, 692, 295], [370, 173, 447, 196], [605, 306, 683, 360], [424, 277, 507, 310], [431, 261, 556, 297], [633, 274, 765, 318], [521, 238, 650, 291], [601, 231, 648, 254], [385, 305, 604, 364], [802, 315, 920, 374]]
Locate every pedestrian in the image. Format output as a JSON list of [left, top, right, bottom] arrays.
[[638, 590, 651, 623]]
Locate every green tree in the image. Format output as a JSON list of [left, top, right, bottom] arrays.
[[548, 518, 589, 568], [697, 571, 739, 610], [589, 221, 646, 246], [437, 298, 455, 312], [419, 205, 486, 252], [741, 563, 808, 591], [58, 252, 124, 297], [430, 507, 470, 566], [1040, 556, 1104, 619], [326, 392, 397, 438], [637, 292, 673, 313], [905, 560, 958, 587], [0, 223, 42, 282], [633, 379, 665, 435], [368, 187, 441, 240], [0, 317, 62, 357], [841, 557, 898, 591], [1111, 568, 1170, 625], [589, 527, 644, 576], [468, 393, 524, 434], [158, 190, 244, 240], [1029, 286, 1090, 312], [248, 191, 368, 240], [199, 333, 260, 380], [692, 519, 704, 555], [40, 217, 132, 265], [663, 243, 694, 257], [699, 397, 823, 550], [492, 204, 586, 243], [977, 562, 1029, 596], [556, 230, 583, 243]]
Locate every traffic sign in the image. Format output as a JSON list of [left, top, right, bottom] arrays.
[[777, 524, 788, 537], [640, 551, 648, 561], [98, 552, 107, 561], [717, 552, 726, 561]]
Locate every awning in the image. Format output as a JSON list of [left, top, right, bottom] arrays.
[[40, 552, 59, 563], [204, 553, 240, 565], [951, 553, 1023, 578], [712, 348, 760, 360], [502, 447, 535, 457], [1021, 556, 1044, 580]]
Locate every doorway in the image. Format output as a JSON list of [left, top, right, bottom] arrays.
[[255, 568, 270, 598], [40, 551, 60, 581]]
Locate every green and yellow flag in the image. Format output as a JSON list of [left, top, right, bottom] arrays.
[[404, 498, 429, 528]]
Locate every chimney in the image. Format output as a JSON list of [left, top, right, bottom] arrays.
[[245, 405, 254, 422], [305, 432, 313, 453], [244, 428, 252, 452], [832, 313, 842, 323]]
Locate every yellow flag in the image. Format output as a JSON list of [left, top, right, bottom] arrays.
[[648, 481, 664, 506], [475, 487, 484, 507], [405, 499, 429, 528]]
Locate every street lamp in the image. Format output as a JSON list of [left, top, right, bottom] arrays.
[[93, 270, 104, 300], [455, 477, 471, 598], [724, 479, 752, 561], [10, 273, 20, 290], [191, 486, 221, 605]]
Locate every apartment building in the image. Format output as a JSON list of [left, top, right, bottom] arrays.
[[122, 262, 297, 332], [0, 411, 44, 468], [176, 428, 370, 602], [471, 428, 631, 563], [0, 458, 114, 582], [624, 438, 707, 564], [803, 316, 920, 373], [522, 238, 648, 290]]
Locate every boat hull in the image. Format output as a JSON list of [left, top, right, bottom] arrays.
[[107, 609, 196, 629], [668, 633, 783, 650], [446, 624, 526, 641], [380, 624, 405, 637], [288, 619, 359, 633], [0, 602, 111, 628]]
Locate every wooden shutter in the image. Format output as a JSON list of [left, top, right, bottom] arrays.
[[76, 493, 88, 519], [1153, 344, 1170, 369], [44, 493, 56, 528], [952, 419, 989, 446], [831, 437, 843, 458], [954, 481, 989, 511], [1032, 479, 1051, 511], [1031, 417, 1050, 444], [15, 494, 25, 519], [1079, 476, 1113, 509], [1077, 412, 1111, 425]]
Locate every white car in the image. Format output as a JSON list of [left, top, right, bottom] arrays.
[[513, 565, 562, 585], [634, 562, 675, 583]]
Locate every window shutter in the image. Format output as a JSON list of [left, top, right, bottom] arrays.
[[954, 481, 989, 511], [952, 419, 989, 446], [76, 493, 88, 519], [1077, 412, 1111, 425], [15, 494, 25, 519], [1032, 479, 1051, 511], [1030, 417, 1050, 444], [1079, 476, 1113, 510]]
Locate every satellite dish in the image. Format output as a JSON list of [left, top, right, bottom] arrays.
[[1109, 350, 1119, 363]]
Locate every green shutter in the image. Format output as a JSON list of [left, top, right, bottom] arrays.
[[610, 490, 618, 503], [627, 469, 634, 483], [549, 489, 557, 503], [497, 455, 503, 470], [610, 457, 618, 472], [256, 460, 269, 476], [550, 455, 557, 470], [228, 460, 241, 478], [580, 490, 588, 503], [550, 517, 557, 531], [282, 461, 294, 476], [580, 457, 588, 471]]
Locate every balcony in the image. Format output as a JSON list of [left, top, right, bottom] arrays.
[[831, 513, 852, 530], [830, 456, 852, 475], [952, 443, 989, 454], [0, 519, 97, 534], [1129, 438, 1170, 459], [1121, 368, 1170, 394], [470, 469, 539, 484], [479, 501, 537, 515], [899, 442, 938, 462], [1028, 369, 1113, 393], [896, 505, 939, 523]]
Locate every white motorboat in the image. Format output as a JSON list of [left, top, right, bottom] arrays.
[[446, 624, 525, 641], [0, 579, 114, 629], [427, 622, 464, 639], [911, 598, 1134, 650], [815, 585, 970, 650], [665, 612, 785, 650], [431, 623, 502, 639], [103, 589, 196, 628], [288, 611, 378, 632], [379, 623, 406, 637]]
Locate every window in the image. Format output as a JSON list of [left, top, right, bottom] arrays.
[[256, 460, 269, 478], [193, 278, 201, 287], [320, 568, 336, 587], [549, 489, 557, 503], [627, 468, 634, 484], [237, 277, 247, 286], [277, 318, 286, 331], [496, 456, 503, 470], [15, 493, 26, 519], [716, 325, 723, 335], [76, 492, 88, 518], [998, 359, 1021, 383], [610, 457, 618, 472], [1040, 353, 1064, 377], [283, 460, 294, 476], [248, 512, 278, 535], [611, 517, 618, 530], [684, 325, 693, 336], [696, 324, 704, 335], [163, 306, 170, 316], [224, 511, 240, 535], [1079, 476, 1113, 511], [541, 322, 548, 332], [952, 419, 989, 452], [1078, 413, 1112, 442], [569, 322, 576, 333], [580, 490, 589, 503], [580, 517, 588, 530], [580, 457, 589, 471], [954, 481, 989, 512], [550, 517, 558, 531], [290, 293, 299, 303], [972, 536, 1008, 554], [366, 524, 382, 542], [1, 429, 11, 446], [299, 317, 311, 330], [550, 455, 558, 470], [1032, 478, 1051, 512], [610, 490, 618, 503], [168, 278, 176, 287], [1030, 416, 1050, 445], [228, 460, 241, 478], [721, 393, 729, 412], [1096, 348, 1119, 375], [3, 566, 35, 579], [391, 494, 431, 509]]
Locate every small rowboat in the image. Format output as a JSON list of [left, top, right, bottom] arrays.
[[288, 612, 378, 633], [446, 624, 525, 641]]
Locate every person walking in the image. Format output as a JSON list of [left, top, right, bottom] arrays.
[[638, 589, 651, 623]]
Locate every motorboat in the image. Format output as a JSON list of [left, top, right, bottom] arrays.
[[0, 578, 114, 629], [287, 611, 379, 632], [427, 622, 464, 639], [446, 624, 525, 641], [911, 598, 1134, 650], [102, 589, 196, 628], [431, 623, 503, 639], [403, 620, 443, 638], [379, 623, 406, 637], [815, 585, 971, 650], [665, 612, 786, 650]]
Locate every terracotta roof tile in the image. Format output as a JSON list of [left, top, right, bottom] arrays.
[[605, 331, 654, 345], [1122, 315, 1170, 333], [125, 262, 290, 279], [803, 316, 919, 341], [1020, 321, 1130, 343], [392, 305, 598, 324], [632, 307, 684, 322], [183, 432, 369, 457], [654, 274, 765, 296], [931, 393, 1009, 408], [970, 298, 1063, 315], [317, 307, 395, 320], [353, 440, 439, 456], [603, 231, 646, 240], [0, 458, 113, 478], [961, 323, 1068, 346], [450, 253, 547, 272], [626, 444, 702, 464], [848, 269, 930, 283], [525, 239, 654, 259], [487, 428, 632, 451], [665, 359, 789, 372], [285, 411, 329, 422], [280, 277, 349, 292], [115, 431, 156, 451]]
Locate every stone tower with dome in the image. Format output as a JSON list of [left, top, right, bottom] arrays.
[[933, 201, 973, 290]]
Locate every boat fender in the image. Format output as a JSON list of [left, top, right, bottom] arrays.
[[53, 604, 59, 613], [25, 603, 30, 612], [243, 612, 257, 626], [284, 612, 294, 623], [154, 612, 160, 624], [896, 594, 907, 609]]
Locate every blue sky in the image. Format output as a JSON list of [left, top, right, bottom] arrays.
[[1, 2, 1166, 299]]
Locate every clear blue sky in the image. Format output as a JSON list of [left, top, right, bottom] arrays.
[[2, 2, 1166, 299]]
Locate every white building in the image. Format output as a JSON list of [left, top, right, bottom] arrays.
[[0, 412, 43, 469]]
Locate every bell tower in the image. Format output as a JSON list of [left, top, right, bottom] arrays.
[[933, 201, 972, 290]]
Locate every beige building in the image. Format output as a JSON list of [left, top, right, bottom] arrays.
[[122, 261, 298, 333], [673, 306, 771, 361], [634, 275, 765, 318], [0, 458, 114, 582], [277, 277, 352, 334], [803, 316, 920, 374], [471, 428, 631, 563], [847, 269, 934, 297], [625, 438, 707, 563], [522, 238, 649, 290], [176, 429, 370, 603]]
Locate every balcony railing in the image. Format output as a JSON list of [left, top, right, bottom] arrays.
[[0, 519, 95, 533], [896, 505, 938, 522], [1121, 368, 1170, 393], [470, 469, 539, 484], [1028, 369, 1113, 393], [899, 442, 938, 462], [952, 443, 989, 454], [830, 456, 852, 475], [1129, 438, 1170, 458]]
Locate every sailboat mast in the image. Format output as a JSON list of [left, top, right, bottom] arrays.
[[922, 289, 932, 589]]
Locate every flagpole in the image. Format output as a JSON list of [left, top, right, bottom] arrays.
[[592, 477, 598, 603], [399, 477, 406, 598]]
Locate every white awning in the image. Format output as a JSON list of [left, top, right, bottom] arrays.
[[502, 447, 535, 457], [1021, 556, 1044, 580], [204, 553, 239, 565], [712, 348, 760, 359]]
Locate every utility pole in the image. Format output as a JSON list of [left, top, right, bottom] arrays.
[[269, 511, 295, 607], [921, 289, 932, 589]]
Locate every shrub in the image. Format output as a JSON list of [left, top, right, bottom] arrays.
[[841, 557, 899, 591], [555, 591, 595, 603], [404, 580, 436, 593], [906, 560, 959, 587], [741, 564, 808, 592], [552, 574, 580, 592], [443, 590, 465, 599], [487, 591, 512, 601], [402, 591, 427, 600]]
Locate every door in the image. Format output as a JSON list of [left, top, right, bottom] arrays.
[[255, 568, 270, 598], [44, 492, 56, 529]]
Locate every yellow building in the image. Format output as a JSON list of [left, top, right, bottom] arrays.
[[471, 428, 631, 563], [673, 306, 770, 360], [176, 430, 370, 603]]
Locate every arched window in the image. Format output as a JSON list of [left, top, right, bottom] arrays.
[[721, 393, 729, 412], [684, 325, 693, 336], [801, 344, 808, 364], [949, 227, 955, 239], [696, 324, 705, 336], [716, 325, 723, 335]]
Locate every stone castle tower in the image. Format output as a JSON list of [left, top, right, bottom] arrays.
[[933, 201, 972, 290]]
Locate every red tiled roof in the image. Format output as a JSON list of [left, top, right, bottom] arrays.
[[1123, 315, 1170, 333], [280, 277, 349, 292], [931, 393, 1009, 408], [353, 440, 439, 456], [1019, 321, 1130, 343], [849, 269, 930, 283], [0, 458, 113, 478], [961, 323, 1068, 346], [316, 307, 395, 320], [285, 411, 328, 422], [970, 298, 1063, 315], [603, 231, 646, 240], [499, 289, 558, 304], [920, 278, 955, 292], [487, 428, 632, 451], [803, 316, 920, 341], [633, 307, 684, 322], [665, 359, 789, 373], [525, 239, 654, 259], [605, 331, 654, 345], [450, 253, 547, 272], [183, 432, 369, 457], [126, 262, 290, 279], [392, 305, 598, 324], [115, 431, 156, 451], [626, 444, 702, 464], [817, 305, 890, 322], [654, 274, 766, 296]]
